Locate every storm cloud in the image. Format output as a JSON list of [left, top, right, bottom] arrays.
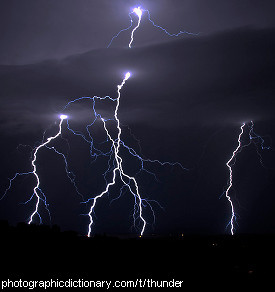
[[0, 27, 274, 134]]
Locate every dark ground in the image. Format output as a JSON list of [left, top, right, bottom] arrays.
[[1, 220, 274, 289]]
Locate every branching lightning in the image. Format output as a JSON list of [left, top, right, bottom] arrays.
[[86, 72, 148, 237], [28, 115, 68, 224], [2, 71, 186, 236], [1, 114, 68, 224], [223, 121, 271, 235], [56, 70, 186, 237], [2, 5, 272, 238], [107, 6, 198, 48]]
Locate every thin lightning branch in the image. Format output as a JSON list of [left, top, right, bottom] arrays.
[[107, 13, 134, 48], [1, 172, 33, 201], [45, 145, 85, 201], [144, 9, 198, 37], [120, 141, 187, 170], [248, 121, 271, 167]]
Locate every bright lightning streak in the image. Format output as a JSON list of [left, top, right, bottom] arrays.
[[115, 72, 146, 235], [60, 114, 68, 120], [133, 7, 143, 19], [1, 115, 69, 225], [28, 115, 68, 224], [87, 72, 146, 237], [225, 123, 245, 235], [129, 7, 142, 48], [59, 77, 186, 236], [221, 121, 271, 235]]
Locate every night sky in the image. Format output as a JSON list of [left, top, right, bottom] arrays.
[[0, 0, 275, 236]]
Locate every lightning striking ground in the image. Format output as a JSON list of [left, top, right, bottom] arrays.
[[58, 72, 186, 237], [28, 115, 68, 224], [1, 114, 68, 224], [222, 121, 271, 235], [224, 123, 245, 235], [86, 72, 147, 237]]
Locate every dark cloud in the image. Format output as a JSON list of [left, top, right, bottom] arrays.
[[0, 0, 275, 64], [0, 27, 274, 134]]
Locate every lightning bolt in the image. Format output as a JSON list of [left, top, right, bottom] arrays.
[[224, 123, 245, 235], [1, 114, 68, 224], [129, 7, 143, 48], [28, 115, 69, 224], [86, 72, 147, 237], [223, 121, 271, 235], [108, 6, 198, 48], [58, 73, 186, 237]]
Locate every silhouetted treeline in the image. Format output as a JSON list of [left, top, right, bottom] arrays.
[[1, 220, 274, 288], [0, 220, 77, 238]]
